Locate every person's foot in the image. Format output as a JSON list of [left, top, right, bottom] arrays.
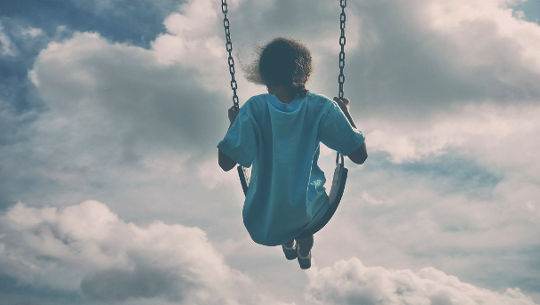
[[282, 240, 297, 260], [296, 235, 313, 269], [297, 247, 311, 269]]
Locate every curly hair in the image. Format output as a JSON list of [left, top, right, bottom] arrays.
[[247, 38, 312, 98]]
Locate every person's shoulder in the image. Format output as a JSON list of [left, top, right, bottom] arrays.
[[243, 94, 270, 109], [239, 94, 270, 121], [306, 92, 335, 111]]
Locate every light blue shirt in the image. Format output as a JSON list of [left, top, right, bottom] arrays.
[[218, 93, 365, 246]]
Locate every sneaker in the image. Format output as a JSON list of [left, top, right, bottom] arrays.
[[282, 241, 297, 260], [297, 247, 311, 269]]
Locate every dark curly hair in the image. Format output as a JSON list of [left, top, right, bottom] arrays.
[[247, 38, 312, 98]]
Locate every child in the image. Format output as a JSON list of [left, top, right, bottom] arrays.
[[217, 38, 367, 269]]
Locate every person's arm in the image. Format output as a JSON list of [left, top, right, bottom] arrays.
[[218, 106, 239, 171], [348, 142, 367, 164], [218, 148, 236, 171], [333, 97, 368, 165]]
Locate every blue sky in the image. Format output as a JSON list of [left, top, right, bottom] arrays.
[[1, 0, 540, 305]]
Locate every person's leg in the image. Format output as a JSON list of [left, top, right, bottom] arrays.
[[283, 240, 294, 248], [296, 235, 313, 269], [296, 235, 313, 257]]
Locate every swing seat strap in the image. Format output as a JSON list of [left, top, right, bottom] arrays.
[[237, 165, 249, 195]]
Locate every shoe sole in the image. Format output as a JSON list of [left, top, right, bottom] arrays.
[[298, 260, 311, 269], [282, 245, 297, 260], [297, 250, 311, 269]]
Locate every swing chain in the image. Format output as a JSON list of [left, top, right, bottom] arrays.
[[221, 0, 240, 111], [338, 0, 346, 99], [336, 0, 347, 165]]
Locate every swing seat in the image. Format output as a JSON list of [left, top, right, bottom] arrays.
[[328, 156, 348, 208], [237, 155, 348, 211], [298, 153, 348, 238], [236, 154, 348, 238]]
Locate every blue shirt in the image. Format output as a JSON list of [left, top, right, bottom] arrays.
[[217, 92, 365, 246]]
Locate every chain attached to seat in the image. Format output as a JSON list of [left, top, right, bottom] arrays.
[[222, 0, 249, 195], [221, 0, 240, 111], [337, 0, 347, 166], [338, 0, 347, 100], [220, 0, 349, 200]]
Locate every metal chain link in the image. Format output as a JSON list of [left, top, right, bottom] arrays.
[[338, 0, 347, 99], [337, 0, 347, 164], [222, 0, 249, 193], [221, 0, 239, 110]]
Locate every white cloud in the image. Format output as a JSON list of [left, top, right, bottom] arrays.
[[0, 23, 17, 56], [364, 103, 540, 224], [30, 31, 226, 164], [21, 27, 44, 38], [344, 0, 540, 118], [365, 102, 540, 166], [425, 0, 540, 74], [306, 257, 538, 305], [0, 200, 292, 305]]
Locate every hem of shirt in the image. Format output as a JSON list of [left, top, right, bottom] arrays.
[[243, 203, 330, 247]]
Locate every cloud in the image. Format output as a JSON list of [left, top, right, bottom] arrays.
[[0, 200, 292, 305], [30, 31, 225, 159], [15, 25, 243, 224], [25, 0, 357, 173], [310, 150, 540, 305], [362, 102, 540, 230], [24, 0, 540, 170], [343, 0, 540, 118], [0, 23, 17, 56], [2, 0, 540, 303], [306, 257, 538, 305], [365, 102, 540, 167]]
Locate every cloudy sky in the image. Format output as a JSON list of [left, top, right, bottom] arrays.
[[1, 0, 540, 304]]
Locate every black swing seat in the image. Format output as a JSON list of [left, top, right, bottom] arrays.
[[300, 153, 348, 237], [237, 152, 348, 237]]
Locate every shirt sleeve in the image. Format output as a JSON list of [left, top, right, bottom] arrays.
[[319, 101, 365, 155], [217, 107, 257, 167]]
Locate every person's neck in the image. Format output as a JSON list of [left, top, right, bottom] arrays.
[[269, 86, 293, 104], [275, 92, 293, 104]]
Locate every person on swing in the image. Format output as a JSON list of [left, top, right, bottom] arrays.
[[217, 38, 367, 269]]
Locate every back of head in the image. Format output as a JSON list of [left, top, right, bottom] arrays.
[[248, 38, 312, 98]]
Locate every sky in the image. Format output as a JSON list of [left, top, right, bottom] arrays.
[[1, 0, 540, 304]]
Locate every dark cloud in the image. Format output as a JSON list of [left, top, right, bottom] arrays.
[[0, 0, 182, 47], [0, 0, 182, 115], [0, 17, 52, 114], [0, 274, 82, 305], [364, 152, 502, 200], [80, 266, 184, 301]]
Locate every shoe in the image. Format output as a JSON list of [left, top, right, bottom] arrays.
[[297, 247, 311, 269], [282, 241, 297, 260]]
